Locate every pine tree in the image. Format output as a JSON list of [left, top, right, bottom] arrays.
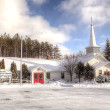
[[75, 61, 85, 82], [84, 63, 95, 81], [104, 39, 110, 61], [10, 62, 17, 79], [22, 64, 30, 79], [2, 59, 5, 69], [0, 61, 1, 69], [1, 59, 5, 69], [53, 45, 61, 59]]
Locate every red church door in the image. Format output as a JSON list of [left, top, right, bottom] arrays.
[[34, 73, 44, 84]]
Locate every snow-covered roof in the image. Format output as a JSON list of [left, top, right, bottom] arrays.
[[0, 57, 62, 72], [78, 55, 96, 63], [0, 55, 109, 72], [93, 62, 110, 69], [78, 54, 107, 64]]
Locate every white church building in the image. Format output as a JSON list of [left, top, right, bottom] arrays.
[[78, 19, 110, 78], [30, 19, 110, 84], [0, 19, 109, 84]]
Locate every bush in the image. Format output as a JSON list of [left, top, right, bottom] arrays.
[[96, 74, 108, 83]]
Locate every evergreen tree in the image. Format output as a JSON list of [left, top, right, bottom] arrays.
[[10, 62, 17, 79], [104, 39, 110, 61], [1, 59, 5, 69], [84, 63, 95, 81], [0, 61, 1, 69], [53, 45, 61, 59], [22, 64, 30, 79], [75, 61, 85, 82]]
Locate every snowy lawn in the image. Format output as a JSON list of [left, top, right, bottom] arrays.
[[0, 82, 110, 110]]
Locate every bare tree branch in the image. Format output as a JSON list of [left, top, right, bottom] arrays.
[[61, 54, 78, 82]]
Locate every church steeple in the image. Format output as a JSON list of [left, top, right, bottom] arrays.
[[89, 18, 97, 47], [86, 18, 101, 55]]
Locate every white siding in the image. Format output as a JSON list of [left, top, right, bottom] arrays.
[[50, 72, 61, 81], [95, 64, 110, 77], [45, 72, 71, 82]]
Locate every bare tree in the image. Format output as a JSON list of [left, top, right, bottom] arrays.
[[76, 50, 86, 57], [61, 54, 78, 82]]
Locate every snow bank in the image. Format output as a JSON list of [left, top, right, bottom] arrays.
[[0, 80, 110, 88]]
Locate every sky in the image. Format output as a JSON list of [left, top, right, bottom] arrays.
[[0, 0, 110, 55]]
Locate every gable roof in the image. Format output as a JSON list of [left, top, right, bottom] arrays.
[[92, 62, 110, 69], [78, 54, 107, 64]]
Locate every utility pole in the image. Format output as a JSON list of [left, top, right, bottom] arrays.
[[20, 36, 22, 86]]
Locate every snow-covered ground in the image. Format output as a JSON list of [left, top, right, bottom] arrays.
[[0, 81, 110, 110], [1, 57, 110, 109]]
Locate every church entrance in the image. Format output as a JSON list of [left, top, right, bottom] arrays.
[[34, 72, 44, 84]]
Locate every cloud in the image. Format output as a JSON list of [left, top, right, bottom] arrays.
[[59, 0, 110, 24], [32, 0, 47, 5], [0, 0, 70, 44], [58, 24, 76, 34], [59, 45, 73, 55]]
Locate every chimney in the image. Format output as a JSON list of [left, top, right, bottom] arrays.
[[47, 55, 50, 60]]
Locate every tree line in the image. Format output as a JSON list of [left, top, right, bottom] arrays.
[[0, 33, 61, 59]]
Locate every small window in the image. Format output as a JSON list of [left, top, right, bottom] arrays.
[[61, 72, 64, 79], [46, 72, 50, 79], [99, 70, 102, 74]]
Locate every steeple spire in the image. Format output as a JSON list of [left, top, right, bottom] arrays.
[[85, 18, 101, 55], [89, 17, 97, 46]]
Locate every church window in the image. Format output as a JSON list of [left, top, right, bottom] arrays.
[[61, 72, 64, 79], [46, 72, 50, 79], [99, 70, 102, 74]]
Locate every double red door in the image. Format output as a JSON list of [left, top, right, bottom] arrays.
[[34, 72, 44, 84]]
